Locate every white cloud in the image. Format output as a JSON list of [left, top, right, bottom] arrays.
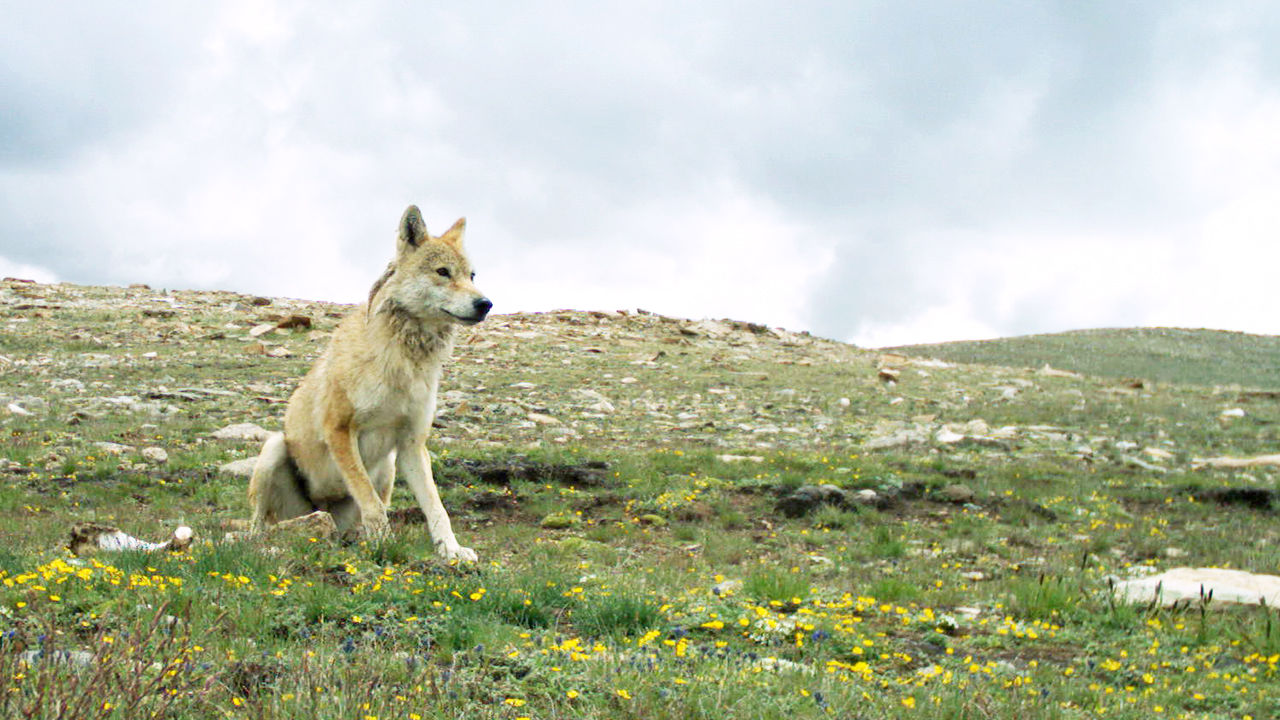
[[3, 2, 1279, 344]]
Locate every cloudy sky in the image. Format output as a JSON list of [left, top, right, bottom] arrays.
[[3, 2, 1278, 347]]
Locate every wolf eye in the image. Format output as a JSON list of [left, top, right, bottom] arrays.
[[436, 268, 451, 279]]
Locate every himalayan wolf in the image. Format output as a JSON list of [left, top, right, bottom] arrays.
[[247, 205, 492, 561]]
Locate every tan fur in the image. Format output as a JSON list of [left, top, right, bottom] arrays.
[[247, 205, 491, 561]]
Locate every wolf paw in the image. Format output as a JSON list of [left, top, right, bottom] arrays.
[[437, 542, 478, 563], [362, 515, 392, 541]]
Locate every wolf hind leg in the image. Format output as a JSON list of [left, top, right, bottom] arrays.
[[248, 432, 314, 532]]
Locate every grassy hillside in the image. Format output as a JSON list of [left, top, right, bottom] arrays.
[[889, 327, 1280, 389], [1, 280, 1279, 719]]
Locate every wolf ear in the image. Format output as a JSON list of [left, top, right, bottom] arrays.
[[439, 217, 466, 248], [398, 205, 429, 250]]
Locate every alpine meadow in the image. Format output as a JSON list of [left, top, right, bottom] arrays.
[[2, 278, 1279, 720]]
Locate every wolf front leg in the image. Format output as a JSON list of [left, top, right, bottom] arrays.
[[323, 420, 391, 539], [398, 438, 476, 562]]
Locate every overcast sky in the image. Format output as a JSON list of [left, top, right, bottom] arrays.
[[3, 2, 1278, 347]]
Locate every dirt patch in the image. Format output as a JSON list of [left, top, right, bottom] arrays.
[[1193, 487, 1277, 511], [447, 458, 612, 488]]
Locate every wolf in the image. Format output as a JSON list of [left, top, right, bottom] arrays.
[[247, 205, 491, 561]]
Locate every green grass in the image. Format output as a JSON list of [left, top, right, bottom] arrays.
[[889, 326, 1280, 389], [2, 281, 1280, 718]]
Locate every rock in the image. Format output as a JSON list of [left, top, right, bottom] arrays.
[[265, 346, 292, 358], [1113, 567, 1280, 608], [19, 650, 96, 668], [878, 367, 901, 384], [212, 423, 271, 441], [850, 489, 880, 506], [864, 427, 929, 451], [93, 441, 135, 455], [274, 314, 312, 330], [776, 484, 847, 518], [527, 412, 561, 425], [140, 447, 169, 464], [510, 382, 537, 390], [6, 402, 32, 416], [1191, 454, 1280, 470], [266, 510, 336, 540], [717, 454, 765, 463], [1121, 455, 1168, 474], [51, 378, 85, 393], [938, 484, 976, 504], [219, 457, 259, 478], [1219, 408, 1246, 419], [1037, 364, 1081, 379], [248, 323, 277, 337], [711, 579, 744, 596], [569, 388, 615, 414], [935, 427, 965, 444]]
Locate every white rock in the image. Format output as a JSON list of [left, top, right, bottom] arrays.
[[934, 427, 965, 444], [219, 457, 259, 478], [510, 381, 537, 390], [51, 378, 86, 393], [93, 441, 135, 455], [1114, 567, 1280, 607], [717, 454, 765, 463], [851, 489, 879, 505], [211, 423, 270, 441], [141, 447, 169, 464], [6, 403, 31, 416], [1219, 408, 1246, 419]]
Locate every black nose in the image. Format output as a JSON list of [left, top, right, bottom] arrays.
[[473, 297, 493, 318]]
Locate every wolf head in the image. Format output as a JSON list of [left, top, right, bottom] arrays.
[[369, 205, 493, 325]]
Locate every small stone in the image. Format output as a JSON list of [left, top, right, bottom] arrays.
[[717, 454, 765, 463], [938, 484, 976, 503], [219, 458, 259, 478], [935, 427, 965, 444], [510, 381, 537, 389], [850, 489, 880, 506], [212, 423, 271, 441], [249, 323, 276, 337], [1220, 408, 1246, 419], [265, 346, 292, 358], [141, 447, 169, 464], [93, 441, 135, 455], [776, 484, 847, 518], [527, 413, 561, 425]]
